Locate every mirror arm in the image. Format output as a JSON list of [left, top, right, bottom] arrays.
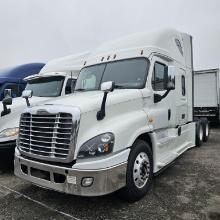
[[25, 97, 30, 107], [161, 89, 170, 99], [154, 89, 171, 103], [97, 91, 108, 121]]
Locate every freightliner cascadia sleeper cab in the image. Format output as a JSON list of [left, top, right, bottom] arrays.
[[14, 29, 209, 201]]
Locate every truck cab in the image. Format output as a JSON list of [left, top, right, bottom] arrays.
[[0, 63, 45, 101], [14, 29, 208, 201], [0, 53, 88, 153]]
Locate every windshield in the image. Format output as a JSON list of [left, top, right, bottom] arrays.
[[26, 76, 64, 97], [75, 58, 149, 91]]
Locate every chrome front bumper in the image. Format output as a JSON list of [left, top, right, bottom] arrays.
[[14, 152, 127, 196]]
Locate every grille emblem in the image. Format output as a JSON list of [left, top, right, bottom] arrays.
[[37, 109, 49, 115]]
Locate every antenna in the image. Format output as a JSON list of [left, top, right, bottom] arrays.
[[70, 71, 73, 93]]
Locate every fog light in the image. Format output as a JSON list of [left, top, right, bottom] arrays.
[[81, 177, 93, 187]]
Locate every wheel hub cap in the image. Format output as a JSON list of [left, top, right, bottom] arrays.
[[133, 152, 150, 189]]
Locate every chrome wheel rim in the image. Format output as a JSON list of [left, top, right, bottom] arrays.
[[206, 124, 209, 137], [133, 152, 150, 189], [199, 126, 203, 141]]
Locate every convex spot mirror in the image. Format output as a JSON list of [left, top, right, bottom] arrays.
[[166, 66, 176, 90]]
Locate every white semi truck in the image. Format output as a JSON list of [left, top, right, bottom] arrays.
[[0, 53, 88, 153], [14, 29, 209, 201], [194, 68, 220, 123]]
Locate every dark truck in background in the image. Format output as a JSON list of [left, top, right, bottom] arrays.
[[0, 63, 45, 101]]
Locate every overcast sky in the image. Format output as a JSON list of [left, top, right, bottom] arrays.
[[0, 0, 219, 70]]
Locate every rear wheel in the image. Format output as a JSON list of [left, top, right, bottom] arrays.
[[195, 120, 203, 147], [200, 118, 210, 142], [119, 140, 153, 202]]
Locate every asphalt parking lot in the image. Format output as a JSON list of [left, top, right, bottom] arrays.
[[0, 128, 219, 220]]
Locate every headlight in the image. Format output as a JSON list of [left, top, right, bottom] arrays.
[[0, 127, 19, 138], [77, 133, 114, 159]]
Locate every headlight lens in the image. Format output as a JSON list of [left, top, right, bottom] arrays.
[[77, 133, 114, 159], [0, 127, 19, 138]]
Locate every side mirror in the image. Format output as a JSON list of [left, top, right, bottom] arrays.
[[2, 96, 12, 106], [101, 81, 115, 92], [97, 81, 115, 121], [154, 66, 176, 103], [1, 89, 12, 117], [4, 89, 12, 99], [166, 66, 175, 90], [22, 90, 33, 99], [22, 90, 33, 107]]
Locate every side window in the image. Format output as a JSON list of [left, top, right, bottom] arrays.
[[65, 79, 76, 94], [152, 62, 168, 91], [181, 75, 186, 96], [4, 84, 21, 98]]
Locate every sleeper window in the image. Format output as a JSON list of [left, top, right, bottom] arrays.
[[182, 75, 186, 96]]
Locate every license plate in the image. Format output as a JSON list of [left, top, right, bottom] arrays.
[[67, 175, 77, 184]]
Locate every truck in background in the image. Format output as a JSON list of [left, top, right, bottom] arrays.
[[0, 63, 45, 101], [194, 68, 220, 124], [15, 29, 210, 202], [0, 52, 89, 155]]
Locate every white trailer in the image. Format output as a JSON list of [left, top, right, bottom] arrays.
[[14, 29, 209, 201], [194, 68, 220, 123], [0, 52, 89, 153]]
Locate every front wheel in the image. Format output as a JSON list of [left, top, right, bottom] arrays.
[[119, 140, 153, 202]]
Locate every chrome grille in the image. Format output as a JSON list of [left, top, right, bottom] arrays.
[[19, 112, 73, 160]]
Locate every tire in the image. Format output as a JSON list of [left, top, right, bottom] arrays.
[[195, 120, 203, 147], [200, 117, 210, 142], [194, 117, 199, 122], [119, 139, 153, 202]]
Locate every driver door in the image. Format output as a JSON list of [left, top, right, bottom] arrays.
[[149, 56, 171, 130]]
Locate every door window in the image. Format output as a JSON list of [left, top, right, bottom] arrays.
[[152, 62, 168, 91]]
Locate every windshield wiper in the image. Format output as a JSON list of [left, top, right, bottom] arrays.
[[114, 84, 126, 89], [75, 88, 86, 92]]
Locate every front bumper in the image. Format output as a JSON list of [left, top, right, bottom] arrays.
[[14, 152, 128, 196]]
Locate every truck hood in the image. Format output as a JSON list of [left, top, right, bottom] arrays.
[[0, 96, 55, 132], [34, 90, 143, 114]]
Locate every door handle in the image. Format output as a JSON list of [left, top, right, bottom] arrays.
[[168, 109, 171, 120]]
